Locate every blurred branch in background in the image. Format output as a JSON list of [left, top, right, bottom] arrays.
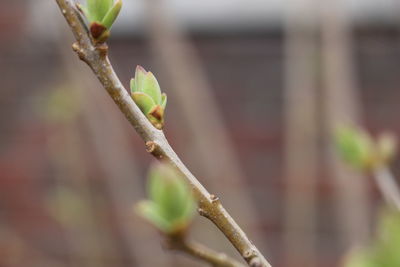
[[321, 0, 370, 252], [144, 0, 269, 260], [373, 166, 400, 211], [44, 94, 115, 267], [283, 0, 319, 266]]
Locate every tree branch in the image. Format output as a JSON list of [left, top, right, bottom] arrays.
[[54, 0, 272, 266], [166, 234, 245, 267], [372, 166, 400, 211]]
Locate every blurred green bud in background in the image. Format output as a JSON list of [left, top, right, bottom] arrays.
[[335, 125, 398, 171], [343, 208, 400, 267], [335, 125, 375, 170], [131, 66, 167, 130], [136, 162, 195, 235]]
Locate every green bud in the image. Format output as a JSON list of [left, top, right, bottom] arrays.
[[335, 125, 374, 170], [78, 0, 122, 41], [135, 163, 196, 234], [130, 66, 167, 130]]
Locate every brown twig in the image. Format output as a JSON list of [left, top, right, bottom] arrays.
[[372, 166, 400, 211], [166, 233, 245, 267], [54, 0, 271, 266]]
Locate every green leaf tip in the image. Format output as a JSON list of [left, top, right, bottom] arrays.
[[101, 0, 122, 29], [135, 162, 196, 234], [130, 66, 167, 130], [335, 125, 398, 171], [79, 0, 122, 41]]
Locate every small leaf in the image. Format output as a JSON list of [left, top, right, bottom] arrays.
[[134, 65, 148, 92], [136, 200, 171, 232], [142, 72, 162, 105], [86, 0, 110, 22], [86, 0, 100, 21], [101, 0, 122, 29], [161, 93, 167, 109], [97, 0, 113, 22], [130, 78, 137, 93], [132, 92, 156, 115]]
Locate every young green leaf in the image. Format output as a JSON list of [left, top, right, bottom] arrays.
[[136, 162, 196, 234], [142, 72, 162, 105], [101, 0, 122, 29], [97, 0, 113, 22], [132, 92, 156, 115], [136, 200, 171, 232], [134, 66, 148, 92], [130, 78, 137, 93], [86, 0, 100, 21]]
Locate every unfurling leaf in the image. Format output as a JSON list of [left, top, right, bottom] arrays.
[[78, 0, 122, 42], [130, 66, 167, 129], [132, 92, 156, 115], [101, 0, 122, 29], [135, 162, 196, 234]]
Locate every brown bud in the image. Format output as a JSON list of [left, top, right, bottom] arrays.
[[90, 22, 107, 39]]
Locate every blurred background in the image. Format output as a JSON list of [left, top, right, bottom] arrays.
[[1, 0, 400, 266]]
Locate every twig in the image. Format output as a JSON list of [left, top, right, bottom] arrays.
[[166, 234, 245, 267], [372, 166, 400, 211], [54, 0, 272, 266]]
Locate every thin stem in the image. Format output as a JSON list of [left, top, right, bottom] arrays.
[[167, 234, 245, 267], [372, 166, 400, 211], [54, 0, 271, 266]]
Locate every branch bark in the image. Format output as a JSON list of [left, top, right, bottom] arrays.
[[54, 0, 271, 266], [372, 166, 400, 211], [166, 234, 245, 267]]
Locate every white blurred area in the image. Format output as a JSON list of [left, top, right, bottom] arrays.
[[115, 0, 398, 33], [28, 0, 399, 38]]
